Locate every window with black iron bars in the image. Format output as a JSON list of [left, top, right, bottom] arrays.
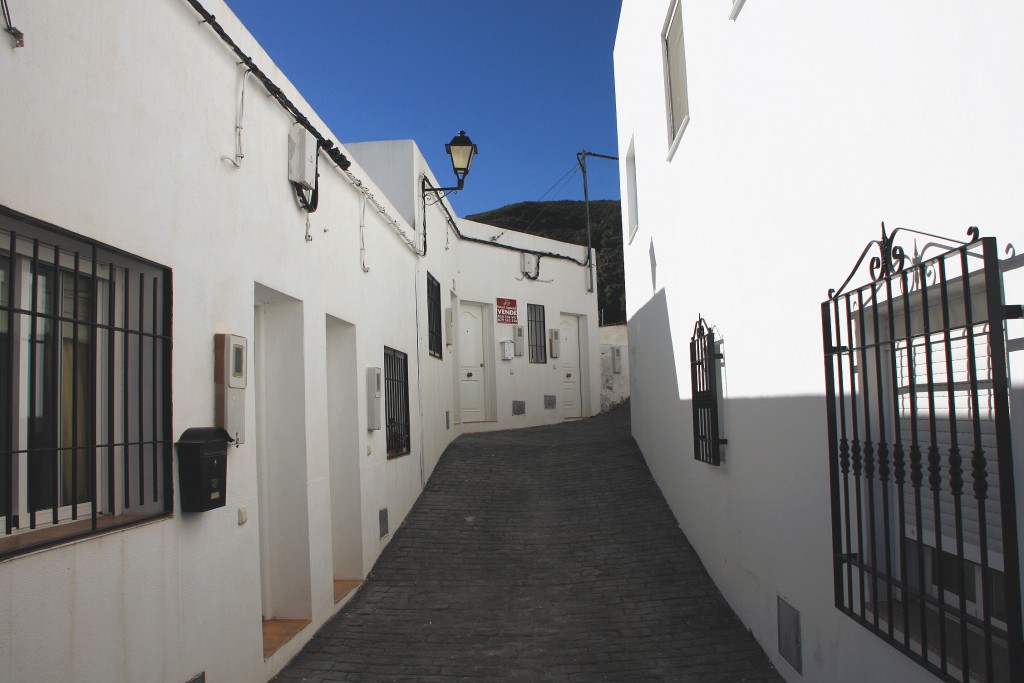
[[528, 304, 546, 364], [689, 317, 725, 466], [0, 207, 172, 560], [384, 346, 410, 458], [427, 273, 441, 359]]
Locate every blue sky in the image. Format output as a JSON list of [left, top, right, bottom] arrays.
[[223, 0, 623, 217]]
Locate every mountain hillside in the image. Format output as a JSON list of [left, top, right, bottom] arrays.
[[466, 200, 625, 325]]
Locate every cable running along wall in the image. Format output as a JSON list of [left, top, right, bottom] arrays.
[[186, 1, 597, 269], [185, 0, 416, 254], [420, 176, 590, 271]]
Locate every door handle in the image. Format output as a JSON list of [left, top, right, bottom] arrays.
[[467, 372, 473, 378], [566, 373, 572, 378]]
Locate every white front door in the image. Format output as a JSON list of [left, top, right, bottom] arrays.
[[560, 314, 582, 419], [459, 303, 487, 423]]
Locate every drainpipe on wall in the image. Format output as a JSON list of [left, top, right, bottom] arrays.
[[413, 267, 426, 487]]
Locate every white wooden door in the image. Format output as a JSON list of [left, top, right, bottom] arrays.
[[459, 303, 487, 423], [560, 314, 582, 419]]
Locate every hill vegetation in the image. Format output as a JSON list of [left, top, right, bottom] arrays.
[[466, 200, 625, 325]]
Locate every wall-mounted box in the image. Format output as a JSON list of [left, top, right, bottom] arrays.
[[613, 346, 623, 373], [367, 366, 382, 430], [549, 328, 561, 358], [288, 123, 317, 190], [513, 325, 525, 356], [214, 334, 246, 444], [501, 340, 515, 361], [176, 427, 232, 512], [445, 307, 454, 346], [521, 253, 537, 276]]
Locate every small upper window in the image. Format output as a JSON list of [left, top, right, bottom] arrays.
[[626, 139, 640, 244], [383, 346, 410, 458], [426, 273, 441, 359], [527, 304, 547, 364], [663, 0, 690, 155]]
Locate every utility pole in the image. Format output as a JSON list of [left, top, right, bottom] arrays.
[[577, 149, 619, 293]]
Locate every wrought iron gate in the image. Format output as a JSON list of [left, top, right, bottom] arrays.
[[821, 226, 1023, 683]]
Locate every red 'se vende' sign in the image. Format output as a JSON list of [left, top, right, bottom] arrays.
[[496, 298, 518, 324]]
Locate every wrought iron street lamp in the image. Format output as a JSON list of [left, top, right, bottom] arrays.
[[423, 131, 478, 199], [445, 131, 477, 190]]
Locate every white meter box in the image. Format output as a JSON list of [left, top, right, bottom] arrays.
[[288, 123, 318, 190]]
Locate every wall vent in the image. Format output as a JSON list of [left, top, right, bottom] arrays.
[[379, 508, 389, 538], [512, 400, 526, 416], [777, 596, 802, 674], [544, 395, 557, 410]]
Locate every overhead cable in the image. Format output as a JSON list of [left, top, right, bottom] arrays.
[[221, 68, 253, 168], [183, 0, 351, 171], [518, 163, 581, 235], [422, 176, 588, 269], [346, 169, 421, 255], [185, 0, 418, 253]]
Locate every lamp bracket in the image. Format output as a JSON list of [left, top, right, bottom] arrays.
[[421, 176, 463, 204]]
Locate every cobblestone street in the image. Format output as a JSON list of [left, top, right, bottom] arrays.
[[276, 404, 781, 682]]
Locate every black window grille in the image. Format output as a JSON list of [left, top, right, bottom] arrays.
[[427, 273, 442, 359], [384, 346, 410, 458], [689, 317, 725, 466], [528, 304, 546, 364], [822, 226, 1023, 683], [0, 206, 172, 559]]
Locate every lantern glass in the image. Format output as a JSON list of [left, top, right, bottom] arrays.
[[445, 131, 477, 178]]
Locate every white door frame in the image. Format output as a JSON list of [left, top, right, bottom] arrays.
[[560, 313, 584, 419], [458, 301, 494, 423]]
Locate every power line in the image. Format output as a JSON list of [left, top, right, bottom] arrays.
[[520, 162, 581, 234], [536, 162, 581, 202]]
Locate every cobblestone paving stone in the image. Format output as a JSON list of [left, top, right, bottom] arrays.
[[275, 403, 782, 682]]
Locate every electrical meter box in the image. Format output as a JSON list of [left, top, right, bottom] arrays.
[[521, 253, 538, 276], [613, 346, 623, 374], [513, 325, 525, 356], [501, 340, 515, 360], [176, 427, 232, 512], [367, 366, 382, 430], [549, 328, 561, 358], [215, 334, 246, 444], [288, 123, 318, 190]]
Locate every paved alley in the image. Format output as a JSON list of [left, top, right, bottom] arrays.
[[275, 404, 782, 682]]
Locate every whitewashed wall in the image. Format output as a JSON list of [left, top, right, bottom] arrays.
[[453, 219, 600, 431], [347, 143, 601, 432], [598, 323, 630, 412], [0, 1, 598, 682], [615, 1, 1023, 682]]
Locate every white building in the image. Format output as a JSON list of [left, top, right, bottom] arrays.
[[0, 1, 599, 681], [615, 2, 1023, 682], [598, 323, 630, 412]]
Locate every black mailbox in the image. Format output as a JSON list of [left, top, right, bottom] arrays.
[[176, 427, 233, 512]]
